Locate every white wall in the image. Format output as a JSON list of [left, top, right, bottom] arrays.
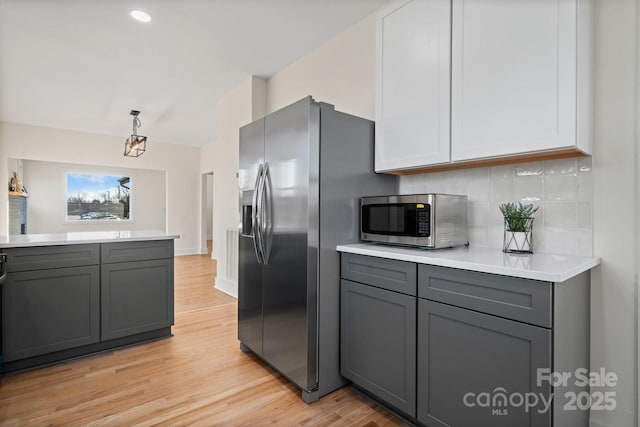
[[0, 122, 202, 255], [590, 0, 638, 425], [21, 159, 165, 234], [200, 76, 266, 297], [266, 14, 377, 119]]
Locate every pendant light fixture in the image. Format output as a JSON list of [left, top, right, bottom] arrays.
[[124, 110, 147, 157]]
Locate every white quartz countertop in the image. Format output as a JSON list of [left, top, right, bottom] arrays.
[[336, 243, 600, 283], [0, 230, 180, 248]]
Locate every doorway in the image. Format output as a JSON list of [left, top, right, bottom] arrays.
[[201, 172, 214, 256]]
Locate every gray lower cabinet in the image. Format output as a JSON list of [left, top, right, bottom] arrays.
[[340, 254, 418, 415], [417, 299, 551, 427], [341, 279, 416, 416], [340, 253, 590, 427], [1, 240, 175, 371], [2, 265, 100, 361], [101, 258, 174, 340]]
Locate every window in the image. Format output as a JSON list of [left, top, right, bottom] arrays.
[[66, 173, 131, 221]]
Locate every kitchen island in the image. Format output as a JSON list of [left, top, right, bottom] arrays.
[[337, 243, 600, 427], [0, 231, 179, 373]]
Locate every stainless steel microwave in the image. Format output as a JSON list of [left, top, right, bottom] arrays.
[[360, 194, 468, 249]]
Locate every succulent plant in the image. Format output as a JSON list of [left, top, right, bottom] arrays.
[[499, 202, 538, 232]]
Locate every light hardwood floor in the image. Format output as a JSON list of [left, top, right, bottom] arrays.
[[0, 253, 406, 426]]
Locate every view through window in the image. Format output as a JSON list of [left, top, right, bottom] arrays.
[[66, 173, 131, 220]]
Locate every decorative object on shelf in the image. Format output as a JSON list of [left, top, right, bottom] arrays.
[[8, 171, 19, 192], [124, 110, 147, 157], [499, 202, 538, 254]]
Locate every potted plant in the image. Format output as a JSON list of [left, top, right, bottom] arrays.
[[499, 202, 538, 253]]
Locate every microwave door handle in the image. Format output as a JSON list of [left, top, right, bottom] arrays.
[[261, 163, 272, 264], [252, 164, 264, 264]]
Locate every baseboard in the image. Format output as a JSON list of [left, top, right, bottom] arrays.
[[215, 277, 238, 298], [175, 248, 201, 256], [198, 246, 209, 255]]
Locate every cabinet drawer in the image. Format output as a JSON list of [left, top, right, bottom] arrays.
[[3, 244, 100, 272], [101, 240, 173, 264], [341, 253, 416, 296], [418, 265, 552, 328]]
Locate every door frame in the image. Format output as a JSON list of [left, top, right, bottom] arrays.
[[200, 171, 214, 256]]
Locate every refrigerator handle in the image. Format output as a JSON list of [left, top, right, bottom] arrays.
[[261, 163, 273, 264], [252, 164, 265, 264]]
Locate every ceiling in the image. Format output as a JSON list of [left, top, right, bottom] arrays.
[[0, 0, 388, 147]]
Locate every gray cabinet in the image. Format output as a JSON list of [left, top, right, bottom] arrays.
[[416, 264, 589, 427], [1, 240, 175, 372], [2, 244, 101, 362], [101, 258, 174, 340], [340, 253, 590, 427], [417, 299, 551, 427], [4, 243, 100, 272], [341, 279, 416, 416], [418, 264, 552, 328], [2, 265, 100, 362], [101, 240, 174, 264], [101, 241, 174, 341], [340, 254, 417, 415], [341, 252, 417, 295]]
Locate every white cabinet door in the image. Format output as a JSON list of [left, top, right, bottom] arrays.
[[451, 0, 578, 161], [375, 0, 451, 172]]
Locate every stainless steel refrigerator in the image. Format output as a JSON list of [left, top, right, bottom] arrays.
[[238, 96, 396, 402]]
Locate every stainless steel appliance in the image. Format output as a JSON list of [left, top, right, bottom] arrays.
[[238, 96, 396, 402], [360, 194, 468, 248]]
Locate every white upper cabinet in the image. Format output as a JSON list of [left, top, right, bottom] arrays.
[[451, 0, 591, 161], [375, 0, 451, 172], [375, 0, 592, 172]]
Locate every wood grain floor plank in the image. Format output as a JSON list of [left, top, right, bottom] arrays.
[[0, 254, 406, 426]]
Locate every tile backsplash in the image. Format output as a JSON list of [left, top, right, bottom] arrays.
[[398, 157, 593, 256]]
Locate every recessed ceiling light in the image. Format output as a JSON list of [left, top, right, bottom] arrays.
[[130, 10, 152, 23]]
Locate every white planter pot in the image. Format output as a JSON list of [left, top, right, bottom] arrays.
[[503, 217, 535, 253], [515, 232, 529, 251], [505, 231, 531, 253]]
